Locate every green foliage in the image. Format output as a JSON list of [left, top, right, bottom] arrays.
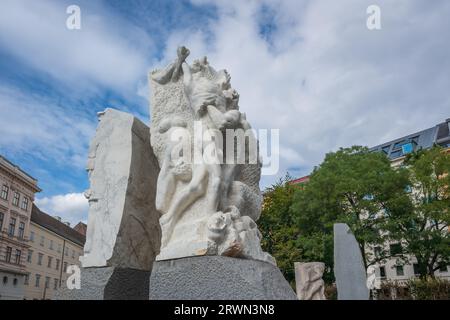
[[384, 146, 450, 277], [259, 146, 450, 287], [291, 146, 409, 271], [259, 174, 302, 287], [378, 277, 450, 300], [408, 277, 450, 300]]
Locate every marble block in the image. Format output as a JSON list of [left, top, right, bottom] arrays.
[[333, 223, 369, 300], [79, 108, 161, 270]]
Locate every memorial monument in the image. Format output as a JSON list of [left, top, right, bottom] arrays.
[[333, 223, 370, 300], [148, 47, 296, 299], [58, 47, 296, 300]]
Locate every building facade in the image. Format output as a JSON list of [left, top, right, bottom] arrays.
[[24, 204, 85, 300], [0, 156, 41, 300]]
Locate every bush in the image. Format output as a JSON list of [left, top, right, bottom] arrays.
[[376, 278, 450, 300]]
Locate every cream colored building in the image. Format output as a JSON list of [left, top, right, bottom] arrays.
[[25, 204, 85, 300], [0, 155, 41, 300]]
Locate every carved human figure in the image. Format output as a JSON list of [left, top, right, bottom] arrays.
[[295, 262, 326, 300]]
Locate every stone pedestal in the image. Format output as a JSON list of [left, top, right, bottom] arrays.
[[149, 256, 297, 300], [55, 267, 150, 300]]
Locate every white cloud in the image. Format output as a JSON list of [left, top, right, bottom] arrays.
[[158, 0, 450, 185], [0, 85, 96, 170], [0, 0, 154, 94], [35, 192, 88, 226]]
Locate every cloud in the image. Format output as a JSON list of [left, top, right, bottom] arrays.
[[35, 192, 88, 226], [0, 0, 154, 95], [158, 0, 450, 185], [0, 85, 96, 170]]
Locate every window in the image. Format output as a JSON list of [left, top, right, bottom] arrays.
[[54, 278, 58, 290], [5, 246, 12, 263], [413, 263, 420, 276], [27, 250, 33, 263], [0, 212, 3, 230], [21, 197, 29, 211], [18, 222, 25, 239], [72, 249, 75, 259], [2, 276, 7, 284], [24, 274, 29, 285], [13, 278, 18, 286], [47, 256, 53, 268], [55, 259, 60, 270], [374, 246, 382, 258], [30, 231, 34, 242], [14, 249, 21, 265], [65, 247, 68, 256], [8, 217, 16, 237], [401, 143, 414, 155], [379, 266, 386, 278], [37, 253, 43, 265], [1, 185, 9, 200], [63, 262, 68, 273], [57, 244, 61, 253], [35, 274, 41, 287], [50, 240, 54, 250], [12, 191, 20, 206], [389, 243, 402, 256], [396, 265, 404, 276], [40, 235, 45, 246], [45, 276, 50, 289]]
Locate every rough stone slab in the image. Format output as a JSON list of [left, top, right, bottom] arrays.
[[333, 223, 369, 300], [80, 108, 161, 270], [149, 256, 297, 300], [54, 267, 150, 300]]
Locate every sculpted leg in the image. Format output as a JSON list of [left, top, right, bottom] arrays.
[[161, 165, 208, 246]]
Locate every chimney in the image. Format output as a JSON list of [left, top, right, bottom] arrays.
[[54, 216, 62, 222], [64, 221, 71, 227]]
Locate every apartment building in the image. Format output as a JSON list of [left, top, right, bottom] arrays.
[[25, 204, 85, 300], [368, 118, 450, 284], [0, 156, 41, 300]]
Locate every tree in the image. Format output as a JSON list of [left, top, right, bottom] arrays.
[[290, 146, 411, 272], [259, 174, 302, 287], [383, 146, 450, 277]]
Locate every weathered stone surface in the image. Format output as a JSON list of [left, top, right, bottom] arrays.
[[149, 47, 273, 265], [333, 223, 369, 300], [54, 267, 150, 300], [149, 256, 297, 300], [294, 262, 326, 300], [80, 108, 161, 270]]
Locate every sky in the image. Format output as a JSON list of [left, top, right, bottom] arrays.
[[0, 0, 449, 225]]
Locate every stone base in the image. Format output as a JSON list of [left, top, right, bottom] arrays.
[[149, 256, 297, 300], [54, 267, 150, 300]]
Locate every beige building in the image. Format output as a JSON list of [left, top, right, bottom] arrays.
[[25, 204, 85, 300], [0, 155, 41, 300]]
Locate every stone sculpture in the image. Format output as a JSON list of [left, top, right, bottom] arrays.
[[333, 223, 370, 300], [80, 109, 161, 269], [58, 109, 161, 300], [149, 47, 274, 265], [294, 262, 326, 300]]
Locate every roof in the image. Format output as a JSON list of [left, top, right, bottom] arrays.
[[0, 155, 41, 193], [31, 204, 86, 247], [370, 118, 450, 160]]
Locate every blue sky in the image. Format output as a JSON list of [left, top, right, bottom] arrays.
[[0, 0, 449, 224]]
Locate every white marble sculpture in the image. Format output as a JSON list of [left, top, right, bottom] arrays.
[[294, 262, 326, 300], [80, 109, 161, 269], [150, 47, 274, 265]]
